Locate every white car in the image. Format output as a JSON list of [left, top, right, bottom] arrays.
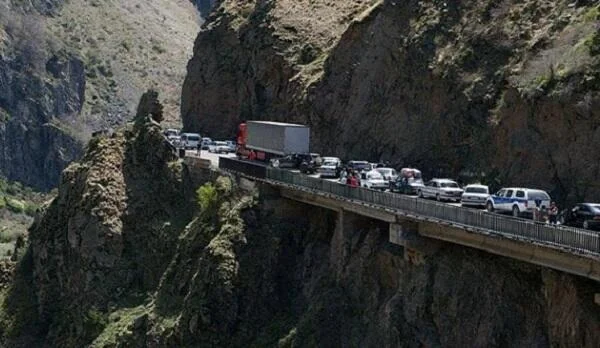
[[208, 141, 230, 153], [318, 158, 342, 178], [419, 178, 464, 202], [486, 187, 551, 217], [360, 170, 388, 190], [376, 167, 398, 182], [461, 184, 490, 207]]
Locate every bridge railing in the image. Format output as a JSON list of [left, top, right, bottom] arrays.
[[266, 167, 600, 255]]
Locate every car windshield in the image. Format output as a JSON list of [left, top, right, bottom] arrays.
[[323, 161, 337, 166], [529, 191, 550, 200], [188, 136, 200, 141], [466, 187, 488, 194], [440, 182, 459, 188], [590, 204, 600, 213], [368, 172, 383, 180], [215, 141, 227, 146]]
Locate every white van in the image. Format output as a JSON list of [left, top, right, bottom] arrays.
[[180, 133, 201, 149]]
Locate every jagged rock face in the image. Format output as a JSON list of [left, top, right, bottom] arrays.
[[182, 0, 600, 203], [21, 118, 194, 346], [143, 193, 600, 347], [0, 53, 86, 191]]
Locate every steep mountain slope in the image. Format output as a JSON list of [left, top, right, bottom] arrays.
[[182, 0, 600, 204], [0, 0, 199, 191]]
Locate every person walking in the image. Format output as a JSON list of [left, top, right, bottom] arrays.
[[548, 201, 558, 225], [196, 140, 202, 156], [349, 172, 359, 188]]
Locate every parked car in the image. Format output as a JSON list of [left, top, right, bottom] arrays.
[[559, 203, 600, 230], [419, 178, 464, 202], [461, 184, 490, 208], [201, 137, 213, 150], [271, 153, 313, 169], [346, 161, 371, 173], [208, 141, 230, 153], [180, 133, 201, 149], [376, 167, 398, 182], [360, 170, 388, 190], [485, 188, 551, 217], [318, 157, 342, 178], [389, 168, 424, 195]]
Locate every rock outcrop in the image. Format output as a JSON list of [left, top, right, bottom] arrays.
[[182, 0, 600, 204], [0, 92, 195, 347]]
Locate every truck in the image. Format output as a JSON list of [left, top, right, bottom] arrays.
[[236, 121, 310, 161]]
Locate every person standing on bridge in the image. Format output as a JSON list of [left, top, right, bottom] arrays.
[[196, 140, 201, 156], [548, 201, 558, 225]]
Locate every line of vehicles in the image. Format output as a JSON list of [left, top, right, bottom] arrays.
[[163, 129, 236, 154], [169, 121, 600, 232]]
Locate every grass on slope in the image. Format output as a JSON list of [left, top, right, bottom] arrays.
[[46, 0, 201, 128], [0, 178, 50, 259]]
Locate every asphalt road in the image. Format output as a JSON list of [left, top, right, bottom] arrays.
[[185, 150, 486, 211]]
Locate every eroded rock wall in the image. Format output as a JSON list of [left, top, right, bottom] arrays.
[[182, 0, 600, 203]]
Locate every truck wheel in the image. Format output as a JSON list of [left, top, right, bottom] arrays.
[[486, 202, 494, 213], [512, 205, 520, 217], [583, 220, 590, 229]]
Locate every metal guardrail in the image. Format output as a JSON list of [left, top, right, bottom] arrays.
[[220, 158, 600, 256], [220, 157, 267, 179]]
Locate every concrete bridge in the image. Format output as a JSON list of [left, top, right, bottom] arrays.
[[215, 157, 600, 288]]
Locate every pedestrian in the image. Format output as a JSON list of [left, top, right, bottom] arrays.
[[196, 140, 201, 155], [349, 173, 359, 188], [533, 199, 542, 223], [548, 201, 558, 225]]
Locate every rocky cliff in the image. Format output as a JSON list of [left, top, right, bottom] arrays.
[[182, 0, 600, 204], [0, 0, 199, 191]]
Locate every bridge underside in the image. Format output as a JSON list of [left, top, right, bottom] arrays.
[[279, 187, 600, 282]]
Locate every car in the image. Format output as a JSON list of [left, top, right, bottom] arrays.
[[461, 184, 490, 208], [389, 168, 424, 195], [318, 157, 342, 178], [200, 137, 213, 150], [208, 141, 230, 153], [224, 140, 236, 153], [485, 188, 551, 217], [360, 170, 388, 190], [163, 128, 179, 137], [559, 203, 600, 230], [419, 178, 464, 202], [167, 135, 181, 148], [180, 133, 201, 149], [346, 160, 371, 173], [376, 167, 398, 182], [270, 153, 313, 169]]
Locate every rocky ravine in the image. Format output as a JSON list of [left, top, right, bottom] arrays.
[[0, 104, 598, 347], [0, 0, 199, 191], [182, 0, 600, 204]]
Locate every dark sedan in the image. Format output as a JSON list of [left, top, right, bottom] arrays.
[[559, 203, 600, 230]]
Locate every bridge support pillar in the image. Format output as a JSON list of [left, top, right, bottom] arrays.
[[389, 221, 441, 265]]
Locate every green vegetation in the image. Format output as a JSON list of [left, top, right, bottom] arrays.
[[196, 182, 218, 212]]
